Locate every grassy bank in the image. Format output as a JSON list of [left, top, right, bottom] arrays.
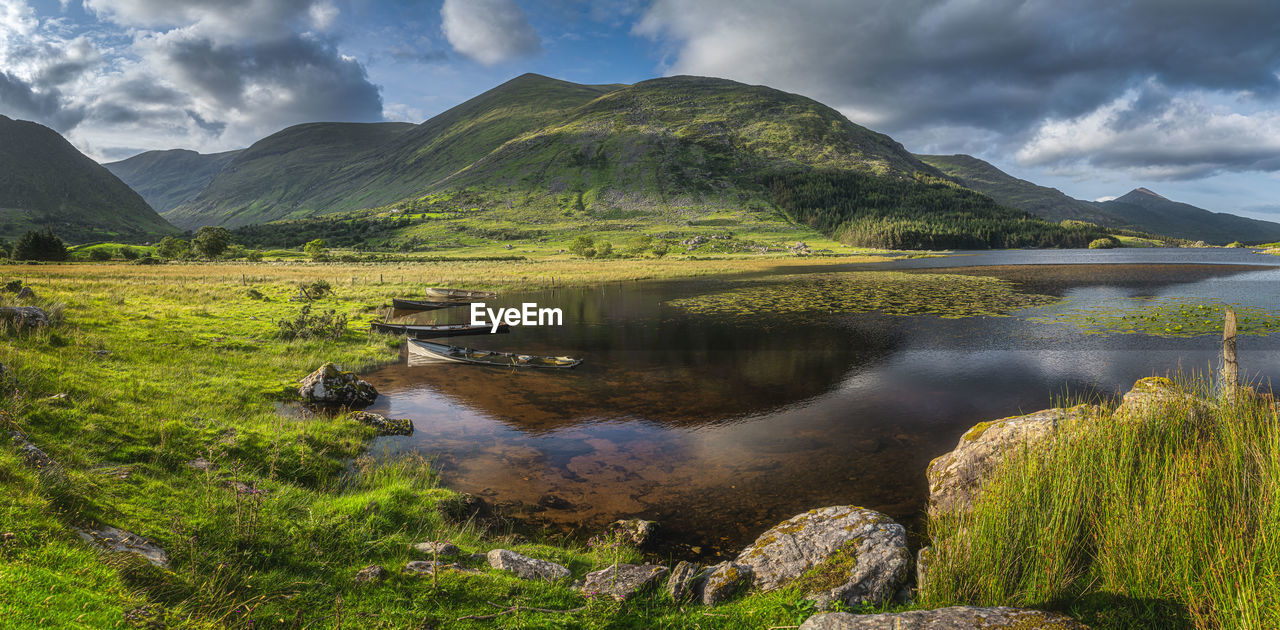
[[0, 256, 894, 629], [922, 375, 1280, 629]]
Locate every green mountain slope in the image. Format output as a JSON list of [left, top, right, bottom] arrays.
[[917, 154, 1119, 225], [0, 115, 177, 243], [171, 73, 1097, 249], [1096, 188, 1280, 245], [104, 149, 241, 214]]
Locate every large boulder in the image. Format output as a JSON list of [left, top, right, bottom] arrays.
[[927, 405, 1097, 516], [298, 363, 377, 407], [735, 506, 910, 608], [486, 549, 570, 582], [800, 607, 1087, 629], [1113, 376, 1214, 421], [0, 306, 48, 330], [581, 563, 668, 601]]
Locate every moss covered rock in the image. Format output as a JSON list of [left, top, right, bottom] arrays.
[[298, 362, 377, 407], [581, 563, 669, 601], [927, 405, 1098, 516], [699, 561, 752, 605], [735, 505, 909, 608], [349, 411, 412, 436]]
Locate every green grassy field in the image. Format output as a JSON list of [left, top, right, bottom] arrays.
[[0, 257, 916, 629]]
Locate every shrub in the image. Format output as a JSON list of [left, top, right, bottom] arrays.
[[156, 236, 191, 260], [277, 304, 346, 340], [87, 248, 111, 261], [119, 246, 139, 260], [304, 239, 329, 262], [12, 228, 67, 261], [569, 235, 595, 258], [245, 249, 263, 262], [1088, 237, 1118, 249], [1227, 241, 1245, 248]]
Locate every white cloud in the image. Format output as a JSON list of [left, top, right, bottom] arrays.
[[440, 0, 541, 66]]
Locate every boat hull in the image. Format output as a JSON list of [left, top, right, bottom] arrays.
[[407, 339, 581, 369]]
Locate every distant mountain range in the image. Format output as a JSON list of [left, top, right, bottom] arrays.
[[0, 115, 176, 243], [5, 73, 1279, 248], [918, 154, 1280, 243]]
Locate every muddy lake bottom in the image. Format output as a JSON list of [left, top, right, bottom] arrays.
[[360, 248, 1280, 560]]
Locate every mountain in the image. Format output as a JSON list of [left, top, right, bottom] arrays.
[[105, 148, 241, 214], [0, 115, 177, 243], [917, 154, 1118, 225], [919, 154, 1280, 244], [1096, 188, 1280, 244]]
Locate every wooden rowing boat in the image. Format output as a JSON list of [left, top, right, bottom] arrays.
[[407, 339, 582, 369], [371, 322, 509, 338], [424, 287, 498, 300], [391, 298, 469, 311]]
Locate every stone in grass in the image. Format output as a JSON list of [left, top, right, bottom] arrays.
[[486, 549, 570, 582], [699, 561, 752, 605], [9, 431, 56, 471], [580, 564, 669, 601], [0, 306, 48, 329], [606, 518, 656, 546], [666, 560, 704, 603], [75, 525, 169, 569], [735, 505, 910, 609], [298, 363, 377, 407], [799, 606, 1088, 629], [354, 565, 388, 583], [411, 541, 461, 558], [349, 411, 412, 436]]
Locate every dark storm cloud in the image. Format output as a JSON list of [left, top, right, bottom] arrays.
[[637, 0, 1280, 178], [0, 70, 84, 131]]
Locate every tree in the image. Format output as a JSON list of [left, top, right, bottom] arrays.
[[12, 228, 67, 261], [569, 235, 594, 257], [193, 226, 232, 259], [304, 238, 329, 262], [156, 236, 191, 260]]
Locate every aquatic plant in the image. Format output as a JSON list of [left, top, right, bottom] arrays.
[[1031, 297, 1280, 337]]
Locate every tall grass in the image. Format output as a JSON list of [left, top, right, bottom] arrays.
[[923, 374, 1280, 629]]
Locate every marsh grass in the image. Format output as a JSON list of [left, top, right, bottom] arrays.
[[923, 373, 1280, 629]]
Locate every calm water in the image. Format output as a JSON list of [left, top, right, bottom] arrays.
[[361, 249, 1280, 558]]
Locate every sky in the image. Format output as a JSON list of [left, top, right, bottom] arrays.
[[2, 0, 1280, 219]]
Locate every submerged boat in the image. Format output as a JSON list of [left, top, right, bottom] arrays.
[[407, 339, 582, 369], [391, 298, 469, 311], [424, 287, 498, 300], [371, 322, 509, 338]]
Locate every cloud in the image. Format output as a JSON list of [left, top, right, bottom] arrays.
[[1017, 84, 1280, 180], [635, 0, 1280, 174], [441, 0, 541, 66], [0, 70, 83, 130]]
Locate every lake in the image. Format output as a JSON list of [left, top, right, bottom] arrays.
[[360, 248, 1280, 559]]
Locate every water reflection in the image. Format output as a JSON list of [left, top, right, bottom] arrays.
[[361, 253, 1280, 559]]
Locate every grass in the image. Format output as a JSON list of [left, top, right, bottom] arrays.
[[0, 256, 912, 628], [922, 374, 1280, 629]]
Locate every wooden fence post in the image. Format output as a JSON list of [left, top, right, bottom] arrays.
[[1222, 307, 1239, 400]]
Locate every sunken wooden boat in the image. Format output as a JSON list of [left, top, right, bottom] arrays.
[[371, 322, 510, 338], [391, 298, 469, 311], [424, 287, 498, 300], [407, 339, 582, 369]]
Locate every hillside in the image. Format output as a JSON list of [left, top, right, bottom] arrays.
[[176, 74, 1097, 250], [1095, 188, 1280, 244], [917, 154, 1119, 225], [104, 148, 241, 214], [0, 115, 177, 243]]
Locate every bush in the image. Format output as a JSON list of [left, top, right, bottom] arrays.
[[156, 236, 191, 260], [133, 256, 160, 265], [1088, 237, 1118, 249], [246, 249, 263, 262], [277, 304, 346, 340], [569, 235, 595, 258], [12, 228, 67, 261], [1227, 241, 1245, 248], [119, 246, 139, 260], [194, 226, 232, 259], [87, 248, 111, 261], [304, 239, 329, 262]]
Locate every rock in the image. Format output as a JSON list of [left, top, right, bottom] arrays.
[[0, 306, 49, 329], [927, 405, 1097, 516], [298, 363, 377, 407], [439, 493, 489, 523], [581, 563, 669, 601], [1113, 376, 1214, 421], [188, 458, 213, 471], [606, 518, 655, 546], [700, 561, 752, 605], [348, 411, 412, 436], [15, 286, 34, 300], [537, 494, 573, 510], [75, 525, 169, 568], [486, 549, 570, 582], [736, 506, 910, 608], [799, 607, 1087, 629], [666, 560, 704, 603], [9, 431, 56, 471], [354, 565, 388, 583], [412, 541, 461, 558]]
